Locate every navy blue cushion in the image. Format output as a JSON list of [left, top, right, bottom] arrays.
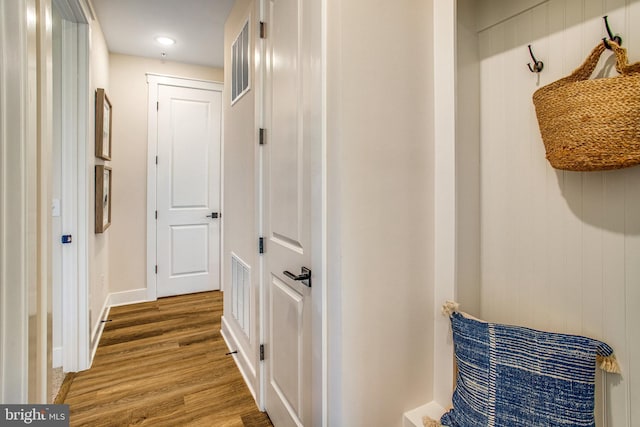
[[440, 312, 617, 427]]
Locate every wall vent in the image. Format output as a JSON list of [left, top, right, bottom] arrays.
[[231, 20, 250, 104], [231, 253, 251, 338]]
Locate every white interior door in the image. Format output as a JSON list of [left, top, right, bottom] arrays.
[[156, 84, 221, 298], [264, 0, 312, 425]]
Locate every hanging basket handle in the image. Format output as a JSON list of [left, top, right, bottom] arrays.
[[552, 41, 640, 89], [607, 41, 640, 75]]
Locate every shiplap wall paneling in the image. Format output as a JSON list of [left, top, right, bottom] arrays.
[[473, 0, 640, 425], [624, 166, 640, 427]]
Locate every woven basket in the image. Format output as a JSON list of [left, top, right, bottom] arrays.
[[533, 41, 640, 171]]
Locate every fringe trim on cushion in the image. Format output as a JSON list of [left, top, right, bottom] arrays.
[[441, 301, 459, 317], [597, 354, 621, 374], [422, 416, 442, 427]]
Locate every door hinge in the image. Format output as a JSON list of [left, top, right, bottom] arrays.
[[155, 155, 158, 165], [155, 265, 158, 274], [259, 344, 265, 361], [260, 22, 266, 39], [258, 237, 265, 254], [155, 210, 158, 220], [157, 101, 159, 111], [259, 128, 266, 145]]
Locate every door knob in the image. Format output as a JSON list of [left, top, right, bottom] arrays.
[[206, 212, 219, 219], [283, 266, 311, 288]]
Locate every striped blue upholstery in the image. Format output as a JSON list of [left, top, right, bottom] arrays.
[[440, 312, 617, 427]]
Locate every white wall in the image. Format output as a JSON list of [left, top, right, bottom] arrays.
[[88, 18, 110, 346], [326, 0, 435, 425], [457, 0, 640, 425], [107, 54, 222, 299], [220, 0, 260, 398], [456, 0, 481, 317]]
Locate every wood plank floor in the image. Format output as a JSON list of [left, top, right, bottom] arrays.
[[64, 291, 272, 427]]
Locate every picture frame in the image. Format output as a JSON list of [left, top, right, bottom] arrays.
[[95, 165, 112, 233], [95, 88, 112, 160]]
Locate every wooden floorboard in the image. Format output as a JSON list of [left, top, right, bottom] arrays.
[[64, 291, 272, 427]]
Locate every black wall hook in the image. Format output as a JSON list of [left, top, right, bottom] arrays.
[[527, 45, 544, 73], [602, 15, 622, 49]]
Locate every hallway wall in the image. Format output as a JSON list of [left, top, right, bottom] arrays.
[[325, 0, 436, 425], [107, 54, 222, 299], [88, 18, 111, 345], [220, 0, 259, 397]]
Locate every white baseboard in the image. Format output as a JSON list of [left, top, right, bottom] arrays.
[[403, 401, 446, 427], [108, 288, 150, 307], [88, 288, 150, 367], [89, 297, 111, 366], [221, 315, 257, 403]]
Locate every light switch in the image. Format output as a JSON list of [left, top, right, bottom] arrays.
[[52, 199, 61, 217]]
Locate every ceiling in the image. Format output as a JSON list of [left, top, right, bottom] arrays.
[[90, 0, 235, 68]]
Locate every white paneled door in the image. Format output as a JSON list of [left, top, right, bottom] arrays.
[[263, 0, 312, 425], [156, 84, 221, 298]]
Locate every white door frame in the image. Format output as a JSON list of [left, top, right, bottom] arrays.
[[54, 0, 93, 373], [0, 0, 34, 402], [146, 74, 224, 301]]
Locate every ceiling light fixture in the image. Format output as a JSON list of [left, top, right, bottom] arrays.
[[156, 36, 175, 46]]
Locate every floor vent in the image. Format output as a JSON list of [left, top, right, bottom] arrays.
[[231, 254, 250, 338]]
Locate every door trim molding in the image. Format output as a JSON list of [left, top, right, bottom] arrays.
[[59, 17, 91, 374], [52, 0, 92, 374], [0, 0, 32, 402], [53, 0, 94, 23], [432, 0, 457, 407], [145, 74, 223, 301]]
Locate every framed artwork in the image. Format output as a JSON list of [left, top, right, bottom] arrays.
[[95, 88, 112, 160], [95, 165, 112, 233]]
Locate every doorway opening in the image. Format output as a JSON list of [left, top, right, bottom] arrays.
[[51, 0, 92, 382]]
